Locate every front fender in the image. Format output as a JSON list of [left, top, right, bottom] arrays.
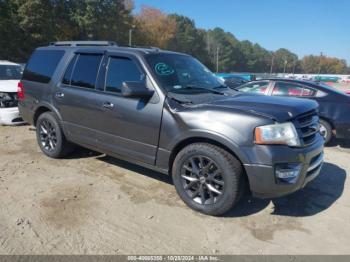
[[168, 129, 250, 164], [156, 129, 251, 172]]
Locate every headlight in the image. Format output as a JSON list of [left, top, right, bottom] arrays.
[[0, 92, 12, 100], [0, 92, 16, 108], [255, 122, 301, 147]]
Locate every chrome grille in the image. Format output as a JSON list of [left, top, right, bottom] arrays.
[[294, 110, 319, 147]]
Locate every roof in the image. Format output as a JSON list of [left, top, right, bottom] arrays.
[[0, 60, 20, 66], [258, 78, 319, 85], [39, 42, 185, 56]]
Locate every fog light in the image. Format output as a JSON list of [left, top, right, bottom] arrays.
[[275, 163, 302, 184]]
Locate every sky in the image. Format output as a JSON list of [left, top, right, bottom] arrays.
[[133, 0, 350, 64]]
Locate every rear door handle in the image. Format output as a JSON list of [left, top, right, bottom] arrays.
[[102, 102, 114, 109], [55, 92, 65, 99]]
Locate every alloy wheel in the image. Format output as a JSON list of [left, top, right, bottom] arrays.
[[39, 119, 58, 152], [180, 155, 225, 205], [319, 123, 328, 140]]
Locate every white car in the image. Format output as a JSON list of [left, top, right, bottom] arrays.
[[0, 60, 25, 125]]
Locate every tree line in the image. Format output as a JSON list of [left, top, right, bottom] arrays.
[[0, 0, 349, 74]]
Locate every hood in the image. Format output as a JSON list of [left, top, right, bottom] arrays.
[[0, 80, 19, 93], [202, 93, 318, 122]]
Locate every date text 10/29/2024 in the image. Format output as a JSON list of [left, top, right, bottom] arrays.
[[127, 256, 220, 261]]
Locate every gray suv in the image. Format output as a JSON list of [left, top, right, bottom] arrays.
[[18, 41, 324, 216]]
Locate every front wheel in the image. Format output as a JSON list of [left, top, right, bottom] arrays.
[[319, 119, 333, 145], [172, 143, 243, 216]]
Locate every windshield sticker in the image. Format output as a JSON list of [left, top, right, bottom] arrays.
[[155, 63, 174, 76]]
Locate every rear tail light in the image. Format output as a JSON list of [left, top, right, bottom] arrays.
[[17, 81, 24, 100]]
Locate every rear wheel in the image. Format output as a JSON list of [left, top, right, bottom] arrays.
[[36, 112, 73, 158], [319, 119, 333, 145], [172, 143, 243, 216]]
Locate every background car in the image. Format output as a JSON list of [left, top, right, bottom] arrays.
[[0, 60, 25, 125], [215, 73, 256, 81], [235, 78, 350, 144], [216, 75, 249, 89], [342, 76, 350, 84]]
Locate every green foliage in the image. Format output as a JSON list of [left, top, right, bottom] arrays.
[[272, 48, 298, 73], [0, 1, 348, 74], [301, 55, 348, 74], [0, 0, 134, 61], [239, 41, 272, 72], [166, 14, 209, 66]]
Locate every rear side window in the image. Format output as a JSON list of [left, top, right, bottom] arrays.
[[105, 57, 143, 93], [23, 50, 64, 83], [0, 65, 22, 80], [272, 82, 317, 97], [70, 54, 103, 89]]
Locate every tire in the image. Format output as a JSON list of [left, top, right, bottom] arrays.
[[172, 143, 243, 216], [36, 112, 74, 158], [319, 119, 333, 145]]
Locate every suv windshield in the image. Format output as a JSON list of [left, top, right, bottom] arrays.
[[0, 65, 22, 80], [145, 53, 225, 94]]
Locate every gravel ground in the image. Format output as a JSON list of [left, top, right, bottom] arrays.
[[0, 124, 349, 255]]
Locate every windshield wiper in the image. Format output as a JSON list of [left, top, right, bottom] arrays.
[[183, 85, 225, 95], [212, 84, 241, 91], [167, 93, 193, 104]]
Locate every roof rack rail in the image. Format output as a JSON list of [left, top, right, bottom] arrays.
[[50, 41, 118, 47], [130, 45, 161, 51]]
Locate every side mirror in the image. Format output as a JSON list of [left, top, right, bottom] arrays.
[[121, 81, 154, 98]]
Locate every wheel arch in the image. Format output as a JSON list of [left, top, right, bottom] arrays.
[[319, 117, 335, 130], [168, 136, 249, 188], [33, 103, 62, 126]]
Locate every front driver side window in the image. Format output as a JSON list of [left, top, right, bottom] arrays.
[[105, 57, 144, 93], [237, 81, 269, 94]]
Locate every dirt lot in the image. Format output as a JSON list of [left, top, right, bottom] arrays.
[[0, 125, 349, 255]]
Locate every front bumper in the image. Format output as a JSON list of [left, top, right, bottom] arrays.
[[243, 135, 324, 198], [0, 107, 25, 125]]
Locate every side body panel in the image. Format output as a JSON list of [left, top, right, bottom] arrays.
[[53, 51, 165, 165]]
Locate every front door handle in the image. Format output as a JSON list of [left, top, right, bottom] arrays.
[[55, 92, 65, 99], [102, 102, 114, 109]]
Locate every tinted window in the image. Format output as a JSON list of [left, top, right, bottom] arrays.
[[71, 54, 102, 89], [272, 82, 316, 97], [62, 55, 77, 85], [105, 57, 143, 93], [237, 81, 269, 94], [23, 50, 64, 83], [0, 65, 22, 80]]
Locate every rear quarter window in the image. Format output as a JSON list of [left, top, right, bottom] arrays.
[[22, 50, 65, 83]]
